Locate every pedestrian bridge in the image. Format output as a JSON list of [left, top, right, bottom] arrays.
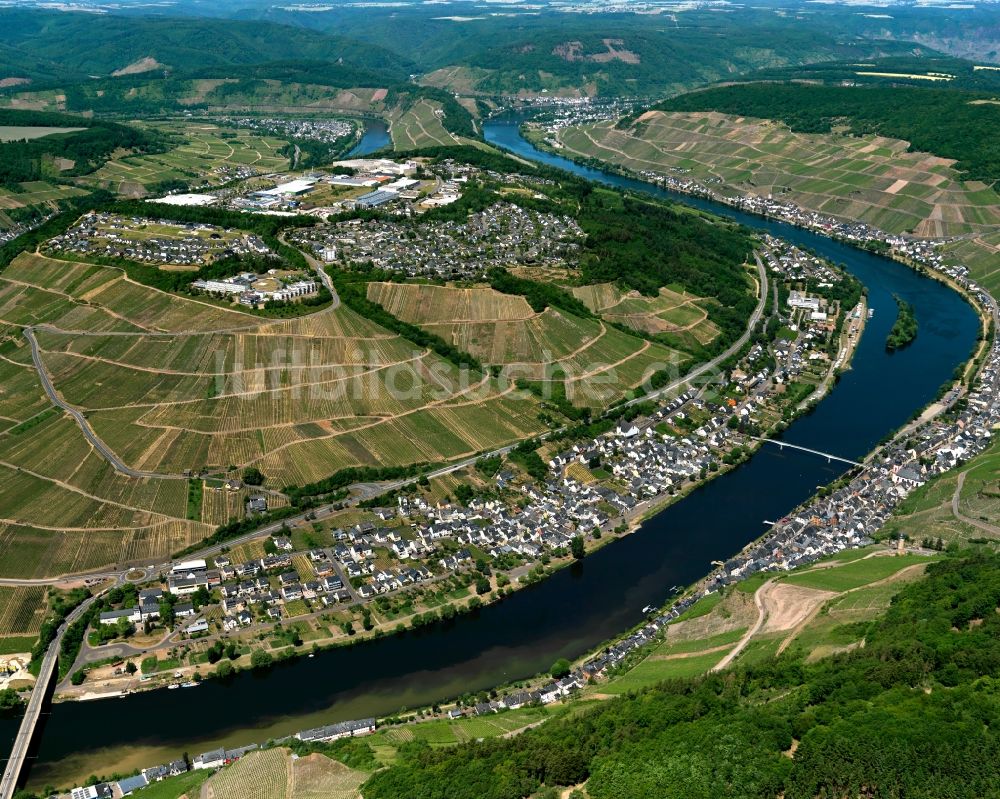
[[752, 437, 861, 467]]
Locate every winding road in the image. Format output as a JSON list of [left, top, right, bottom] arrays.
[[23, 327, 187, 481], [621, 252, 769, 410], [952, 470, 1000, 537]]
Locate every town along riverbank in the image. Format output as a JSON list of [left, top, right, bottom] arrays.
[[10, 119, 979, 791]]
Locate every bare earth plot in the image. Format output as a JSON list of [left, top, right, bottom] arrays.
[[557, 112, 1000, 291], [0, 252, 548, 577], [590, 550, 940, 694]]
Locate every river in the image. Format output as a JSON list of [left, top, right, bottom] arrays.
[[1, 117, 979, 790], [346, 119, 390, 157]]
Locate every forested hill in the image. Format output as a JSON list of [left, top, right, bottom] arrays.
[[243, 4, 930, 98], [658, 82, 1000, 184], [0, 109, 168, 188], [361, 552, 1000, 799], [0, 9, 413, 80]]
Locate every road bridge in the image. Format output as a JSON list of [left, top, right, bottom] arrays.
[[0, 598, 95, 799]]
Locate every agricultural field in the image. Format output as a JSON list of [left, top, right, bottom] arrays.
[[940, 231, 1000, 295], [572, 282, 721, 347], [0, 180, 88, 216], [388, 99, 465, 150], [366, 281, 685, 404], [880, 439, 1000, 545], [0, 586, 47, 639], [192, 747, 367, 799], [374, 706, 553, 755], [0, 246, 554, 576], [556, 111, 1000, 245], [588, 547, 942, 696], [781, 552, 936, 592], [81, 122, 292, 196], [290, 753, 366, 799], [126, 769, 210, 799], [204, 747, 290, 799], [953, 444, 1000, 523], [598, 650, 727, 694]]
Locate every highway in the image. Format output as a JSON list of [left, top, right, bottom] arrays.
[[0, 596, 97, 799]]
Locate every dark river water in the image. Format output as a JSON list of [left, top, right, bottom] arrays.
[[346, 118, 390, 157], [0, 117, 979, 790]]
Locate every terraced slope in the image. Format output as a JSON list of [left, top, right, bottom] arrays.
[[367, 282, 686, 406], [0, 251, 546, 576]]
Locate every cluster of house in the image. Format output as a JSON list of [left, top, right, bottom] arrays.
[[763, 234, 842, 285], [97, 586, 197, 629], [574, 215, 999, 619], [380, 391, 756, 574], [293, 201, 583, 280], [69, 755, 188, 799], [461, 672, 585, 718], [222, 116, 354, 145], [47, 213, 269, 267], [190, 271, 318, 306], [191, 743, 260, 770], [211, 163, 263, 182], [758, 240, 860, 385], [294, 717, 377, 743]]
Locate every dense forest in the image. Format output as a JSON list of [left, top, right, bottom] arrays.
[[576, 192, 755, 348], [245, 4, 927, 98], [0, 5, 944, 100], [660, 83, 1000, 184], [488, 268, 595, 319], [0, 9, 413, 80], [0, 109, 168, 188], [363, 552, 1000, 799]]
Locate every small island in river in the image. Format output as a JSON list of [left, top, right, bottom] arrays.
[[886, 295, 918, 351]]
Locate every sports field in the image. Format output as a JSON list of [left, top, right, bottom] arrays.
[[0, 250, 550, 575]]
